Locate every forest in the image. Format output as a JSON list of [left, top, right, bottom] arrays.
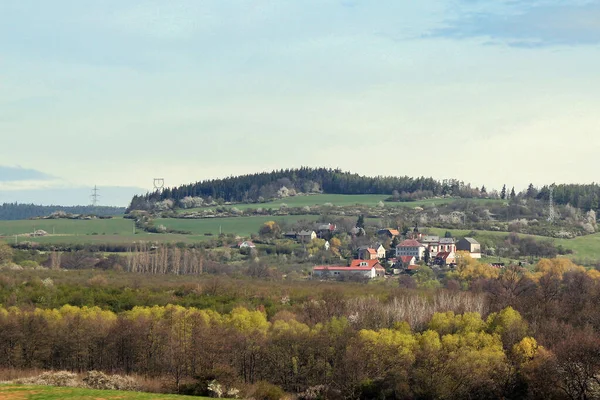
[[0, 203, 125, 220], [127, 168, 600, 216], [2, 239, 600, 398]]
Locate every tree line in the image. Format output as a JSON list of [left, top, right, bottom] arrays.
[[0, 203, 125, 220], [127, 168, 481, 211]]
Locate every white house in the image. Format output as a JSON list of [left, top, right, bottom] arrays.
[[395, 239, 426, 259], [313, 259, 385, 279]]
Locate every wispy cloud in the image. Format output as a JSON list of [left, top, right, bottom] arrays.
[[432, 1, 600, 47], [0, 166, 55, 182]]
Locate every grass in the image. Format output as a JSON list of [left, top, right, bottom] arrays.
[[157, 214, 321, 236], [179, 194, 506, 213], [0, 385, 205, 399], [0, 218, 135, 237]]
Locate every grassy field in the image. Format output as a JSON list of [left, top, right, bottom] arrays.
[[179, 195, 506, 213], [157, 214, 321, 236], [556, 233, 600, 264], [0, 385, 205, 399], [0, 218, 135, 237]]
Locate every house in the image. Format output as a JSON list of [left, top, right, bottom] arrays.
[[419, 236, 456, 257], [357, 246, 378, 260], [313, 259, 385, 279], [297, 230, 317, 242], [399, 255, 417, 267], [324, 241, 331, 251], [317, 223, 336, 238], [438, 238, 457, 254], [377, 228, 400, 238], [395, 239, 426, 259], [456, 238, 482, 258], [406, 264, 420, 274], [434, 251, 456, 267], [373, 243, 386, 259], [238, 241, 256, 249], [284, 231, 298, 239]]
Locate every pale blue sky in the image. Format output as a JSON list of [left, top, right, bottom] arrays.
[[1, 0, 599, 205]]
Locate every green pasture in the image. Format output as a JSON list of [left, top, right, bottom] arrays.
[[157, 214, 321, 236], [0, 384, 206, 399], [0, 218, 135, 236], [178, 194, 504, 213]]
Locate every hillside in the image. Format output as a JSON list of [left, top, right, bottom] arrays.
[[0, 203, 125, 220], [127, 167, 479, 211]]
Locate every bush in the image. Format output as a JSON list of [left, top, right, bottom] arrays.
[[15, 371, 78, 387], [82, 370, 138, 391], [250, 381, 286, 400]]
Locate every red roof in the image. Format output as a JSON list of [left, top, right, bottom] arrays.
[[407, 265, 420, 271], [397, 239, 423, 248], [400, 256, 416, 264], [313, 265, 372, 271], [350, 259, 385, 270], [367, 248, 377, 255], [389, 229, 400, 236], [436, 252, 454, 260]]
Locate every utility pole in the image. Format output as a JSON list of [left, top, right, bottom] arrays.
[[547, 185, 555, 223], [91, 185, 100, 206]]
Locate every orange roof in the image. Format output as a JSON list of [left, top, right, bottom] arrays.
[[400, 256, 416, 264], [367, 248, 377, 254], [389, 229, 400, 236], [349, 259, 384, 270]]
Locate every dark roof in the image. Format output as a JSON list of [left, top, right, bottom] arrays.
[[462, 237, 480, 244]]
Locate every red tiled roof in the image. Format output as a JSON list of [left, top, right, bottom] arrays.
[[366, 248, 377, 255], [436, 252, 453, 260], [313, 265, 374, 271], [389, 229, 400, 236], [400, 256, 416, 264], [407, 265, 420, 271], [350, 260, 385, 270], [397, 239, 423, 248]]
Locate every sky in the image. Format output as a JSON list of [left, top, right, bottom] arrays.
[[1, 0, 599, 206]]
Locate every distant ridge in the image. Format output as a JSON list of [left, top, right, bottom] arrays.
[[128, 167, 475, 211], [0, 203, 126, 220]]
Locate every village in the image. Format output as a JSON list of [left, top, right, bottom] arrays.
[[236, 221, 485, 280]]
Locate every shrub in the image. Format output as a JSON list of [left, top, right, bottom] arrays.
[[82, 370, 138, 391], [15, 371, 78, 387], [250, 381, 285, 400]]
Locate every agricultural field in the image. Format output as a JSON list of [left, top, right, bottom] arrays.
[[0, 218, 135, 237], [0, 385, 205, 399], [157, 214, 321, 236]]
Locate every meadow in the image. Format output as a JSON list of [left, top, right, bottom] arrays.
[[178, 194, 506, 213], [0, 385, 204, 399]]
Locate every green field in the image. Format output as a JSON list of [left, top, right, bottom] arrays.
[[0, 218, 135, 236], [157, 214, 321, 236], [0, 385, 205, 399], [179, 194, 505, 213]]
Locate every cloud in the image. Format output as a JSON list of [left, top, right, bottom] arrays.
[[432, 2, 600, 47], [0, 166, 55, 182]]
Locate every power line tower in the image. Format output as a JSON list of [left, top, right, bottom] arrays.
[[547, 185, 555, 223], [91, 185, 100, 206], [153, 178, 165, 194]]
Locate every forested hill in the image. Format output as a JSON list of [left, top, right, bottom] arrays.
[[128, 167, 479, 211], [0, 203, 126, 220]]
